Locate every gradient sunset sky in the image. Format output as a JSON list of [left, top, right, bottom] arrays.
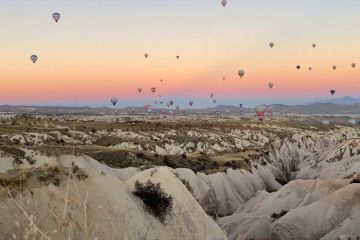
[[1, 0, 360, 107]]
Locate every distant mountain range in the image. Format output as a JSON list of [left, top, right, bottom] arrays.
[[316, 96, 360, 105], [1, 96, 360, 114]]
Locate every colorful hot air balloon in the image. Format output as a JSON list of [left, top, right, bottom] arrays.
[[330, 89, 335, 95], [221, 0, 227, 7], [238, 69, 245, 78], [110, 97, 118, 106], [52, 12, 61, 22], [352, 63, 356, 68], [269, 42, 275, 48], [255, 105, 266, 121], [189, 101, 193, 106], [268, 82, 274, 89], [151, 87, 156, 93], [296, 65, 301, 70], [144, 53, 149, 58], [30, 55, 38, 63], [138, 88, 142, 93], [332, 65, 337, 70]]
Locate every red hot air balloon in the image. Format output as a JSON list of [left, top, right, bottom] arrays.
[[255, 105, 266, 121]]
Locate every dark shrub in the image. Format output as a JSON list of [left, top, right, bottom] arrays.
[[132, 180, 173, 223]]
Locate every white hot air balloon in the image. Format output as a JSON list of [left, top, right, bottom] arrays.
[[30, 55, 38, 63], [269, 42, 275, 48], [221, 0, 227, 7], [238, 69, 245, 78], [348, 119, 357, 125], [268, 82, 274, 89], [255, 105, 266, 121], [52, 12, 61, 22], [110, 97, 118, 106], [322, 120, 330, 125]]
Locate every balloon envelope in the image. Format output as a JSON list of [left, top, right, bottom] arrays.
[[30, 55, 38, 63], [52, 12, 61, 22], [151, 87, 156, 93], [255, 105, 266, 121], [269, 42, 274, 48], [238, 69, 245, 78], [296, 65, 301, 70], [189, 101, 193, 106], [138, 88, 142, 93], [110, 97, 118, 106], [221, 0, 227, 7], [330, 89, 335, 95], [352, 63, 356, 68], [268, 82, 274, 89], [144, 53, 148, 58]]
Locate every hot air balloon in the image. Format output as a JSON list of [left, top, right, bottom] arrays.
[[166, 102, 170, 108], [176, 105, 180, 111], [330, 89, 335, 95], [52, 12, 61, 22], [138, 88, 142, 93], [332, 65, 337, 70], [176, 55, 180, 59], [154, 101, 158, 105], [212, 99, 217, 104], [159, 94, 162, 98], [296, 65, 301, 70], [268, 82, 274, 89], [312, 43, 316, 48], [255, 105, 266, 121], [238, 69, 245, 78], [169, 100, 174, 106], [160, 101, 163, 105], [222, 76, 226, 80], [144, 53, 149, 58], [30, 55, 38, 64], [110, 97, 118, 106], [322, 120, 330, 125], [151, 87, 156, 93], [309, 67, 312, 71], [221, 0, 227, 7], [352, 63, 356, 68], [160, 79, 163, 82], [348, 119, 357, 125], [269, 42, 275, 48], [239, 104, 243, 108], [210, 93, 214, 98], [189, 101, 193, 106]]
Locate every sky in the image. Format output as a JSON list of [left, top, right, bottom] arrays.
[[1, 0, 360, 108]]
